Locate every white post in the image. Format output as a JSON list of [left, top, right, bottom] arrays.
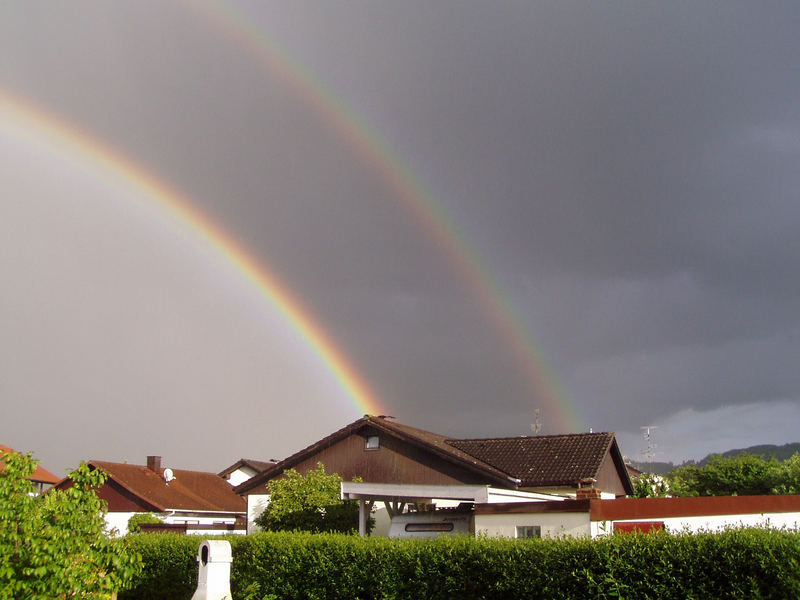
[[359, 499, 367, 537], [191, 540, 232, 600]]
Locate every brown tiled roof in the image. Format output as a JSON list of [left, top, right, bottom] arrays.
[[0, 444, 61, 485], [234, 416, 632, 495], [89, 461, 246, 513], [447, 432, 618, 487], [234, 416, 516, 494]]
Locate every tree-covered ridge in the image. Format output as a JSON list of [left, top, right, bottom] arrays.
[[628, 441, 800, 474]]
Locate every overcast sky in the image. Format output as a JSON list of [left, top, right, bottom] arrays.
[[2, 2, 800, 476]]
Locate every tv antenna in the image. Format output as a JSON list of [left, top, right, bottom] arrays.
[[640, 426, 660, 473], [531, 408, 542, 435]]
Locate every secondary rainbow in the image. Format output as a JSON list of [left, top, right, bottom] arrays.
[[191, 1, 583, 433], [0, 90, 383, 418]]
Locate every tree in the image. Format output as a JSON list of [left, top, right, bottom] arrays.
[[0, 449, 142, 599], [631, 472, 671, 498], [773, 452, 800, 495], [668, 453, 785, 497], [254, 462, 373, 534]]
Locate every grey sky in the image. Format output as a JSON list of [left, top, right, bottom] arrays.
[[2, 2, 799, 475]]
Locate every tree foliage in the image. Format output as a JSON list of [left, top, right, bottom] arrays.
[[631, 472, 671, 498], [0, 449, 142, 599], [668, 452, 794, 497], [254, 462, 373, 534]]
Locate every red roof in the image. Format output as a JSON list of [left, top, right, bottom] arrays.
[[86, 461, 246, 513], [0, 444, 61, 485]]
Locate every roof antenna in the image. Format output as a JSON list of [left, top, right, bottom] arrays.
[[530, 408, 542, 435], [641, 426, 660, 473]]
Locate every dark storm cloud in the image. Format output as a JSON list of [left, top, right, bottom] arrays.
[[2, 1, 800, 470]]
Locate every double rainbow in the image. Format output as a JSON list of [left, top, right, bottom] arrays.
[[190, 1, 583, 433], [0, 90, 384, 418]]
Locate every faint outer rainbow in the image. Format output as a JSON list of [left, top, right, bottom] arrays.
[[192, 1, 583, 433], [0, 90, 383, 418]]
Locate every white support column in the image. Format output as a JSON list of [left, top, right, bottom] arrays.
[[358, 499, 367, 537], [358, 498, 367, 537]]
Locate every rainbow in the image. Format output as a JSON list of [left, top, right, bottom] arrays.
[[191, 1, 583, 433], [0, 90, 384, 418]]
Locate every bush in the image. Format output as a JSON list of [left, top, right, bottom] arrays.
[[122, 527, 800, 600], [127, 513, 162, 534], [118, 535, 203, 600]]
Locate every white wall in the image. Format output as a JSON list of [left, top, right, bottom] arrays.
[[475, 511, 591, 539], [105, 511, 137, 536], [246, 494, 270, 534], [593, 511, 800, 537]]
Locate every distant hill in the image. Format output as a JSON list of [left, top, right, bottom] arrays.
[[696, 442, 800, 466], [628, 442, 800, 475]]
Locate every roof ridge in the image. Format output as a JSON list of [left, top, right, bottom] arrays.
[[452, 432, 613, 443]]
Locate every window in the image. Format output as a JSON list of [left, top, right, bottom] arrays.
[[516, 525, 541, 539], [405, 522, 454, 532], [365, 435, 380, 449]]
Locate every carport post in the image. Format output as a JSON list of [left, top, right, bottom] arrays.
[[358, 498, 367, 537]]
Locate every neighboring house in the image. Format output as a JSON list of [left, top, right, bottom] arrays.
[[218, 458, 276, 487], [236, 415, 633, 534], [0, 444, 61, 494], [53, 455, 246, 535], [474, 494, 800, 539]]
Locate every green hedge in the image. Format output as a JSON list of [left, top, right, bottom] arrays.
[[121, 528, 800, 600]]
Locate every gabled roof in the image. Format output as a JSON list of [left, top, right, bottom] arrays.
[[0, 444, 61, 485], [448, 432, 621, 487], [78, 461, 246, 513], [235, 416, 632, 495], [218, 458, 275, 479]]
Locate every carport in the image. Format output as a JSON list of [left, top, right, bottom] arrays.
[[340, 482, 563, 536]]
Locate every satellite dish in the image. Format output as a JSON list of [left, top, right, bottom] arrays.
[[163, 468, 175, 483]]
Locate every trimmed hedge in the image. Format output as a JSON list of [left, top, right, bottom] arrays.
[[121, 528, 800, 600]]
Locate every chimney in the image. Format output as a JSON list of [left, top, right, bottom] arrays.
[[576, 477, 601, 500], [147, 456, 162, 473], [576, 487, 602, 500]]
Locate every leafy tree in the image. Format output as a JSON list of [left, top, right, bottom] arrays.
[[631, 472, 671, 498], [0, 449, 142, 599], [773, 452, 800, 495], [669, 453, 785, 497], [255, 462, 373, 534]]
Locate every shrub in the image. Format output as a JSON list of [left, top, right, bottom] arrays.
[[122, 527, 800, 600], [127, 513, 162, 534]]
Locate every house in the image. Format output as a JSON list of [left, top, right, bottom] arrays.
[[474, 494, 800, 539], [235, 415, 633, 534], [218, 458, 276, 487], [53, 455, 246, 535], [1, 444, 61, 494]]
